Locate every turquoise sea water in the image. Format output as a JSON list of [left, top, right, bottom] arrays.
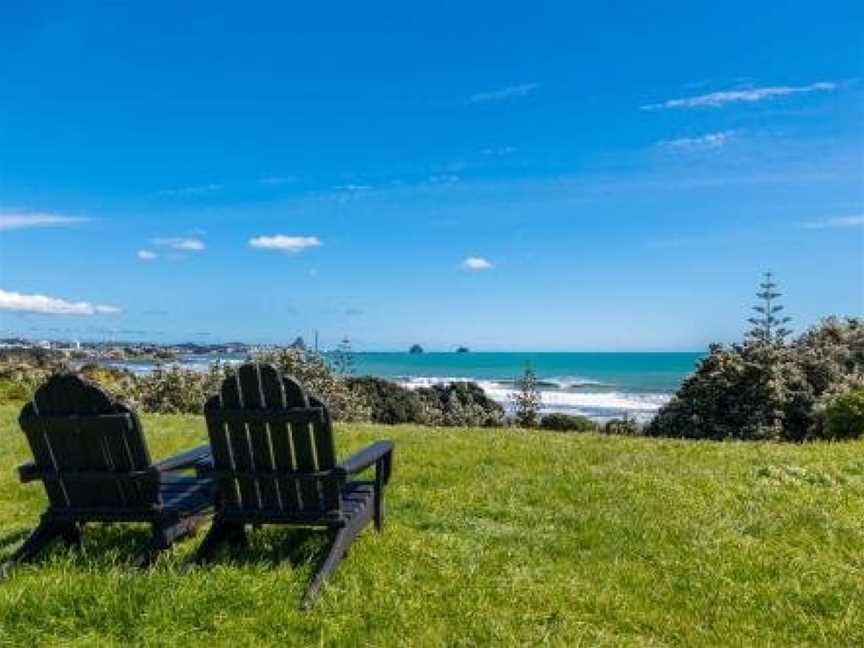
[[348, 352, 702, 421], [349, 352, 701, 393], [118, 351, 703, 421]]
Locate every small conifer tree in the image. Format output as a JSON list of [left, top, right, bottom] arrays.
[[747, 272, 792, 344], [512, 362, 542, 428], [333, 337, 355, 375]]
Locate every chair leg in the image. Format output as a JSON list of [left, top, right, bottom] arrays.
[[374, 489, 385, 532], [139, 523, 173, 568], [373, 461, 387, 531], [139, 517, 202, 568], [226, 523, 247, 547], [192, 519, 244, 565], [60, 522, 83, 548], [301, 517, 367, 610], [0, 518, 72, 579]]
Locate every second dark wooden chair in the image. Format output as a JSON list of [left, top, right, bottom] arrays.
[[194, 362, 394, 608]]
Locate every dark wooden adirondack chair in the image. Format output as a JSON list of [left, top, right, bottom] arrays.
[[2, 373, 213, 577], [195, 363, 394, 608]]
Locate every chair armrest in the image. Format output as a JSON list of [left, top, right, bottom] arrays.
[[337, 441, 393, 480], [195, 456, 216, 480], [151, 444, 212, 473], [18, 462, 40, 483]]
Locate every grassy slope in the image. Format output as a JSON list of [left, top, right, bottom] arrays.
[[0, 403, 862, 647]]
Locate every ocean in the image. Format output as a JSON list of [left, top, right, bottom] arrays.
[[113, 351, 703, 422]]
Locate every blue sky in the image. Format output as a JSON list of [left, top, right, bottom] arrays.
[[1, 1, 862, 350]]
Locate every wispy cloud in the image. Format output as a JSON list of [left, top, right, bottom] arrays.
[[0, 289, 120, 315], [642, 81, 837, 110], [0, 211, 89, 231], [802, 215, 864, 229], [427, 174, 460, 185], [157, 183, 222, 196], [137, 249, 158, 260], [152, 237, 206, 251], [259, 176, 296, 185], [659, 131, 735, 150], [249, 235, 322, 253], [481, 146, 516, 156], [469, 83, 540, 104], [462, 256, 494, 271]]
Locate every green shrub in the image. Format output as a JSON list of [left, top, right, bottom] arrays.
[[254, 349, 370, 422], [540, 412, 596, 432], [79, 364, 141, 406], [0, 358, 60, 405], [417, 381, 505, 428], [647, 317, 864, 441], [823, 388, 864, 440], [346, 376, 425, 424], [604, 416, 642, 436], [0, 377, 36, 403], [136, 363, 226, 414]]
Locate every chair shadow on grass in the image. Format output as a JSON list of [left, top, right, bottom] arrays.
[[195, 526, 333, 572], [0, 528, 32, 555], [1, 523, 333, 576], [1, 524, 184, 573]]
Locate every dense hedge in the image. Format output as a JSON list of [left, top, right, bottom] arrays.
[[416, 381, 506, 427], [603, 417, 642, 436], [647, 317, 864, 441], [824, 388, 864, 440], [0, 349, 508, 428], [540, 413, 596, 432], [346, 376, 426, 424]]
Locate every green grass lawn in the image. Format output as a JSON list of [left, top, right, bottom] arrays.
[[0, 402, 862, 646]]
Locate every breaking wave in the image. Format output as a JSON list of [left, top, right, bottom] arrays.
[[398, 376, 671, 421]]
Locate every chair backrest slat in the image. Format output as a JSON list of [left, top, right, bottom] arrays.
[[203, 394, 240, 508], [220, 371, 260, 509], [20, 373, 154, 510], [283, 376, 321, 511], [257, 364, 301, 513], [204, 363, 342, 516], [237, 364, 281, 510], [308, 395, 339, 510]]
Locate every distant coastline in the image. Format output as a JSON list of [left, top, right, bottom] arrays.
[[109, 348, 702, 422], [0, 339, 702, 421]]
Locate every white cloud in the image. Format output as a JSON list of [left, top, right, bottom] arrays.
[[0, 212, 88, 231], [462, 256, 494, 271], [152, 237, 206, 251], [802, 215, 864, 229], [259, 176, 296, 185], [137, 249, 158, 260], [427, 174, 460, 185], [481, 146, 516, 156], [249, 235, 322, 253], [157, 183, 222, 196], [469, 83, 540, 104], [642, 81, 836, 110], [659, 131, 735, 150], [0, 289, 121, 315]]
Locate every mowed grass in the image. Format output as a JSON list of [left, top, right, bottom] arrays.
[[0, 403, 862, 646]]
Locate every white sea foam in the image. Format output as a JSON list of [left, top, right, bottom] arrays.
[[398, 376, 671, 420], [102, 361, 671, 422]]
